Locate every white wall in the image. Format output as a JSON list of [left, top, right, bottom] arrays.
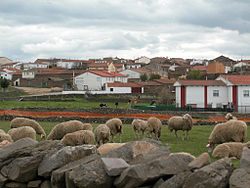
[[238, 86, 250, 113], [119, 70, 141, 79], [75, 72, 103, 90], [175, 86, 181, 107], [186, 86, 204, 108], [22, 71, 35, 79], [207, 86, 228, 108], [106, 86, 131, 94]]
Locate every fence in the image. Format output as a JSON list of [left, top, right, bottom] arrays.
[[238, 106, 250, 114]]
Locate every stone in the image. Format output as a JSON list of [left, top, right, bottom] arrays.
[[159, 171, 192, 188], [229, 168, 250, 188], [183, 158, 234, 188], [101, 158, 129, 176], [114, 152, 195, 188], [5, 182, 27, 188], [51, 154, 100, 188], [239, 147, 250, 172], [188, 152, 210, 170], [38, 145, 97, 177], [27, 180, 42, 187], [0, 173, 7, 187], [153, 178, 164, 188], [41, 180, 52, 188], [0, 140, 12, 148]]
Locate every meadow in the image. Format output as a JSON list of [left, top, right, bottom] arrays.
[[1, 120, 249, 166]]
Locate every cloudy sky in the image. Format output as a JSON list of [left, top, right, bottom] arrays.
[[0, 0, 250, 62]]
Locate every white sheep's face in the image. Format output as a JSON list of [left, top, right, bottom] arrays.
[[206, 143, 213, 153]]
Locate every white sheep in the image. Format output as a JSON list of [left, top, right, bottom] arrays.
[[82, 123, 93, 131], [0, 129, 5, 134], [61, 130, 95, 146], [146, 117, 162, 140], [94, 124, 110, 147], [225, 113, 237, 121], [47, 120, 92, 140], [97, 143, 125, 155], [132, 119, 148, 139], [167, 114, 193, 140], [10, 117, 46, 139], [8, 126, 36, 142], [0, 133, 13, 143], [206, 120, 247, 152], [106, 118, 123, 143], [212, 141, 250, 159]]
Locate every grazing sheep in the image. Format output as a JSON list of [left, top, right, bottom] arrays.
[[0, 133, 13, 143], [8, 126, 36, 142], [47, 120, 92, 140], [212, 141, 250, 159], [146, 117, 162, 140], [94, 124, 110, 147], [97, 143, 125, 155], [206, 120, 247, 152], [225, 113, 237, 121], [0, 140, 12, 148], [82, 123, 93, 131], [10, 117, 46, 139], [0, 129, 5, 134], [61, 130, 95, 146], [132, 119, 147, 139], [168, 114, 193, 140], [106, 118, 123, 143]]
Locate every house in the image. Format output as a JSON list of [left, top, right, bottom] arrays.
[[119, 67, 154, 82], [74, 70, 127, 91], [174, 75, 250, 113], [56, 59, 90, 69], [0, 57, 13, 65], [106, 82, 143, 94], [135, 56, 151, 64], [0, 68, 21, 80], [124, 61, 141, 69], [207, 61, 226, 74], [88, 63, 123, 72], [208, 55, 236, 73], [14, 62, 49, 70]]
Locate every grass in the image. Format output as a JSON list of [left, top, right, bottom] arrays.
[[1, 120, 249, 167]]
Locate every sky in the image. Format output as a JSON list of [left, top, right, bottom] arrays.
[[0, 0, 250, 62]]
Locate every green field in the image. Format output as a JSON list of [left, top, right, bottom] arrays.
[[1, 120, 249, 166]]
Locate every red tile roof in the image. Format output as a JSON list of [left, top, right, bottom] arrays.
[[107, 83, 141, 87], [88, 70, 127, 77], [220, 75, 250, 85], [88, 63, 123, 68], [135, 81, 163, 86], [176, 80, 226, 86], [193, 66, 207, 71]]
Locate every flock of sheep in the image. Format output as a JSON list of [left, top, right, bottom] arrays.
[[0, 112, 249, 159]]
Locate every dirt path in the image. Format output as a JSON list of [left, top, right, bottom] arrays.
[[13, 87, 62, 95]]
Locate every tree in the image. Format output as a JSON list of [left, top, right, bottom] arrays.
[[157, 87, 174, 105], [140, 73, 148, 81], [186, 70, 203, 80], [149, 73, 161, 81], [0, 78, 9, 92]]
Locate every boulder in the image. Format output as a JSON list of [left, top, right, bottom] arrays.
[[183, 158, 234, 188], [114, 152, 195, 188], [27, 180, 42, 187], [152, 178, 164, 188], [101, 158, 129, 176], [239, 147, 250, 172], [188, 152, 210, 170], [41, 180, 52, 188], [229, 168, 250, 188], [0, 140, 12, 148], [159, 171, 192, 188], [0, 173, 7, 187], [5, 182, 27, 188], [38, 145, 97, 177]]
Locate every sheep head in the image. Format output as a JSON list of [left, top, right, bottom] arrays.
[[225, 113, 233, 120], [206, 142, 214, 153], [183, 114, 193, 127], [40, 134, 46, 140]]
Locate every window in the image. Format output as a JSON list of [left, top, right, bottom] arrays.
[[243, 90, 249, 97], [213, 90, 219, 97], [110, 88, 113, 92]]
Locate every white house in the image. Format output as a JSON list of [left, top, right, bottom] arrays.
[[135, 56, 151, 64], [0, 68, 21, 80], [119, 69, 142, 80], [74, 70, 127, 91], [174, 75, 250, 113], [106, 82, 143, 94]]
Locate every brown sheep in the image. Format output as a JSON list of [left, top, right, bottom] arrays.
[[61, 130, 95, 146], [146, 117, 162, 140], [8, 126, 36, 142], [106, 118, 123, 143], [94, 124, 110, 147], [132, 119, 147, 139]]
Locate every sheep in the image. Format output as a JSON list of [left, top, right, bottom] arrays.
[[0, 140, 12, 148], [146, 117, 162, 140], [97, 143, 125, 155], [0, 129, 5, 134], [8, 126, 36, 142], [206, 120, 247, 152], [212, 141, 250, 159], [167, 114, 193, 140], [47, 120, 92, 140], [225, 113, 237, 121], [0, 133, 13, 143], [10, 117, 46, 140], [61, 130, 95, 146], [131, 119, 147, 139], [94, 124, 110, 147], [106, 118, 123, 143]]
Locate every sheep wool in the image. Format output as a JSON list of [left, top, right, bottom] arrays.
[[8, 126, 36, 142], [212, 141, 250, 159], [0, 129, 5, 134], [106, 118, 123, 143], [132, 119, 147, 139], [47, 120, 92, 140], [225, 113, 237, 121], [97, 143, 125, 155], [168, 114, 193, 140], [10, 117, 46, 139], [0, 133, 13, 143], [61, 130, 95, 146], [146, 117, 162, 140], [94, 124, 110, 147]]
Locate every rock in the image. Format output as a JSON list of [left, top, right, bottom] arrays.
[[114, 152, 195, 188], [5, 182, 27, 188], [65, 158, 114, 188], [188, 152, 210, 170], [239, 147, 250, 172], [38, 145, 97, 177], [0, 173, 7, 187], [0, 138, 37, 168], [153, 178, 164, 188], [51, 154, 100, 188], [0, 140, 12, 148], [183, 158, 234, 188], [159, 171, 192, 188], [101, 158, 129, 176], [229, 168, 250, 188], [98, 143, 125, 155], [27, 180, 42, 187], [41, 180, 52, 188]]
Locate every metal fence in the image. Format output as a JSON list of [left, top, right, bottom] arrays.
[[238, 106, 250, 114]]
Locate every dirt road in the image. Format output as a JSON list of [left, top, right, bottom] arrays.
[[13, 87, 62, 95]]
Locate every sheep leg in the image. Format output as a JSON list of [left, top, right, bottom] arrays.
[[169, 130, 173, 136], [175, 130, 178, 139], [182, 131, 185, 141], [119, 133, 122, 143]]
